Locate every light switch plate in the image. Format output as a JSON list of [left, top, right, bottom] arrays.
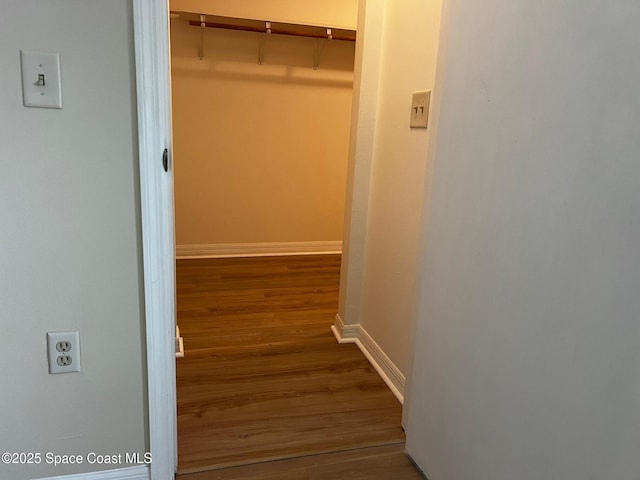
[[20, 50, 62, 109], [410, 90, 430, 129]]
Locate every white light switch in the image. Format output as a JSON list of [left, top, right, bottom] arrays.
[[20, 50, 62, 109], [410, 90, 430, 129]]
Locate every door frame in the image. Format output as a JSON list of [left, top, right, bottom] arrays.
[[131, 1, 374, 478], [132, 0, 177, 479]]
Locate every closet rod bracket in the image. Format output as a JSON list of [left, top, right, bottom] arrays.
[[257, 22, 271, 65], [312, 28, 333, 69], [198, 14, 206, 60]]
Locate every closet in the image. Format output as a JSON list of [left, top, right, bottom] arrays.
[[169, 5, 357, 258]]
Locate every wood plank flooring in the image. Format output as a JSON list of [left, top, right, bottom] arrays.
[[176, 255, 405, 474], [177, 444, 424, 480]]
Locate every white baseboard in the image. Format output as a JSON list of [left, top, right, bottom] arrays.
[[331, 314, 405, 404], [331, 313, 359, 343], [356, 327, 405, 404], [36, 465, 149, 480], [176, 241, 342, 259]]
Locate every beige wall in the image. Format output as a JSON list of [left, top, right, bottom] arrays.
[[406, 1, 640, 478], [359, 0, 442, 376], [339, 0, 442, 376], [337, 0, 384, 329], [0, 0, 147, 478], [170, 15, 355, 246], [171, 0, 358, 30]]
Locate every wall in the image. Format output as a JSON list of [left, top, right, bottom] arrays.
[[0, 1, 147, 478], [337, 0, 442, 382], [171, 0, 357, 30], [406, 1, 640, 479], [337, 0, 384, 330], [358, 0, 442, 376], [170, 13, 355, 248]]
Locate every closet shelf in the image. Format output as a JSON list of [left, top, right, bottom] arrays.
[[171, 12, 357, 42]]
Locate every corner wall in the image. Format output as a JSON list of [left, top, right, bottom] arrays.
[[337, 0, 442, 389], [358, 0, 442, 377], [0, 1, 147, 478]]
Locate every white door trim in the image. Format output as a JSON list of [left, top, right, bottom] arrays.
[[132, 1, 177, 479]]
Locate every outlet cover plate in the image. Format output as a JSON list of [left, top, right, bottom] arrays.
[[47, 331, 81, 374]]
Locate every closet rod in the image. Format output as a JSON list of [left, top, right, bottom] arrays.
[[179, 14, 356, 42]]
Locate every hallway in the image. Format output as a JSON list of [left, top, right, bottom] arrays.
[[176, 255, 405, 474]]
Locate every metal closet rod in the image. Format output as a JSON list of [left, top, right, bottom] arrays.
[[175, 12, 357, 42]]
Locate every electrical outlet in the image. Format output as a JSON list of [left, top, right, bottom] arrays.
[[57, 354, 72, 366], [47, 331, 81, 374]]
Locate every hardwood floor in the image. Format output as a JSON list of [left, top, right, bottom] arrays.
[[176, 255, 406, 474], [176, 444, 424, 480]]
